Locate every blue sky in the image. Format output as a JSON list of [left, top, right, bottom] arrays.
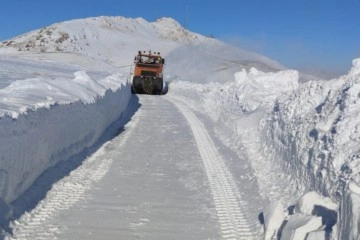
[[0, 0, 359, 75]]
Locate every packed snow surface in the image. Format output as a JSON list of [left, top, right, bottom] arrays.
[[0, 15, 359, 239]]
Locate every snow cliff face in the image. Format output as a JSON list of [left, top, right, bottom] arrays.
[[0, 70, 130, 203], [261, 58, 360, 199], [258, 60, 360, 239]]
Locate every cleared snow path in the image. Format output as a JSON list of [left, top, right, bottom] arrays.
[[9, 95, 221, 239], [8, 94, 259, 240], [168, 97, 255, 240]]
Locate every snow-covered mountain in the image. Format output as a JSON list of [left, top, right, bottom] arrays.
[[0, 16, 359, 239], [0, 16, 285, 83], [1, 17, 204, 63]]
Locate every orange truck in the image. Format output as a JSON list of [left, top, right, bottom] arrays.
[[131, 50, 165, 95]]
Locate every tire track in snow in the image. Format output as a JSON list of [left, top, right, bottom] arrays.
[[8, 116, 139, 240], [167, 96, 255, 240]]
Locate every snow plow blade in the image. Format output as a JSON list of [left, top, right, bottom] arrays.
[[131, 50, 165, 95]]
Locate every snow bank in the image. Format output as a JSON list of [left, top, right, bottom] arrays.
[[261, 58, 360, 197], [263, 201, 285, 240], [231, 67, 298, 111], [261, 58, 360, 239], [169, 67, 298, 114], [0, 71, 131, 205]]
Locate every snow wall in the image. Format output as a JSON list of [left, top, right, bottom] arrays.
[[0, 73, 132, 205], [260, 59, 360, 239]]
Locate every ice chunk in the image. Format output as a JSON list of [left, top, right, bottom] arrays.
[[296, 191, 337, 215], [306, 230, 326, 240], [338, 183, 360, 240], [280, 214, 322, 240], [263, 201, 285, 240]]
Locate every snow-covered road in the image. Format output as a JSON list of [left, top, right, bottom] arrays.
[[168, 97, 255, 239], [8, 95, 261, 240]]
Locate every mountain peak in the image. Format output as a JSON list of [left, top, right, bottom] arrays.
[[0, 16, 211, 55], [152, 17, 209, 44], [0, 15, 280, 73], [155, 17, 182, 28]]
